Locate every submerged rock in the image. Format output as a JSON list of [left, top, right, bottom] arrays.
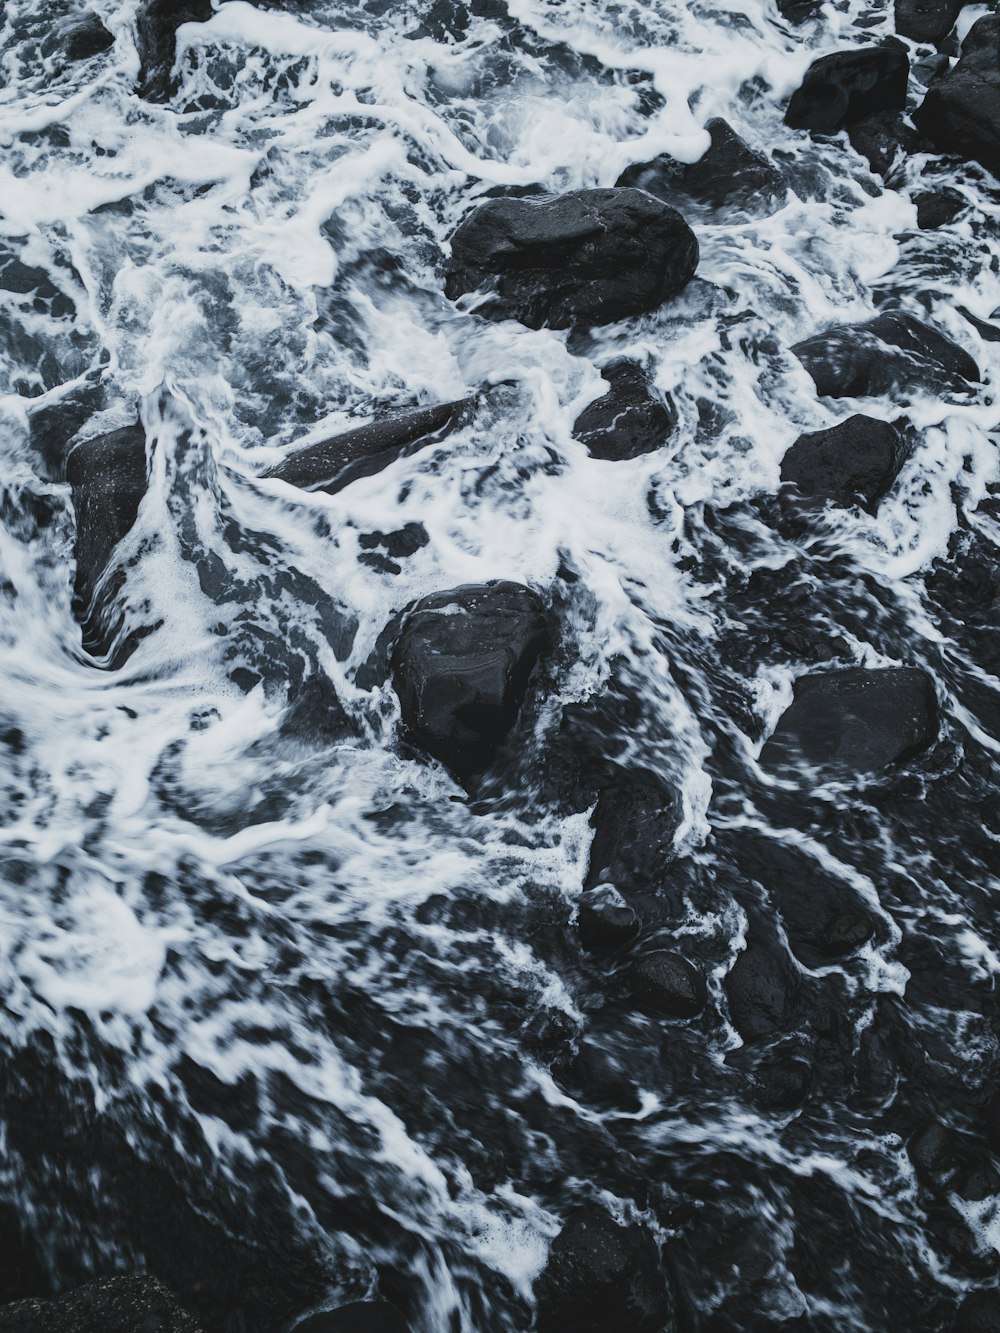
[[390, 581, 552, 778], [617, 118, 784, 216], [629, 951, 707, 1019], [0, 1275, 202, 1332], [295, 1301, 410, 1333], [895, 0, 966, 47], [263, 398, 473, 496], [724, 936, 802, 1043], [444, 189, 698, 330], [586, 769, 682, 890], [572, 360, 677, 461], [913, 16, 1000, 180], [791, 311, 979, 398], [136, 0, 213, 102], [578, 885, 641, 952], [779, 414, 909, 514], [761, 667, 938, 778], [785, 46, 910, 134], [535, 1206, 673, 1333]]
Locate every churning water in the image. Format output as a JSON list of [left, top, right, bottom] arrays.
[[1, 0, 999, 1329]]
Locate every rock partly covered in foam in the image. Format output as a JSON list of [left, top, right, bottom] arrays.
[[444, 189, 698, 330], [577, 885, 641, 952], [780, 414, 909, 514], [294, 1301, 410, 1333], [0, 1275, 202, 1332], [895, 0, 968, 47], [391, 581, 552, 778], [761, 667, 938, 778], [586, 769, 682, 890], [913, 16, 1000, 181], [784, 45, 910, 134], [572, 360, 677, 461], [724, 935, 802, 1043], [136, 0, 213, 102], [848, 111, 926, 178], [617, 118, 784, 216], [535, 1206, 674, 1333], [791, 311, 979, 398]]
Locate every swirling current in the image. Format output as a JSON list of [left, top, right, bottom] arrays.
[[1, 0, 1000, 1330]]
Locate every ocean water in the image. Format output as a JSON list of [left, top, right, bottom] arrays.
[[0, 0, 999, 1329]]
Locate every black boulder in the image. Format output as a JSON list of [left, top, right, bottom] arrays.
[[64, 13, 115, 62], [535, 1206, 673, 1333], [848, 111, 925, 177], [629, 951, 707, 1019], [586, 769, 682, 890], [578, 885, 641, 952], [444, 189, 698, 330], [294, 1301, 409, 1333], [136, 0, 213, 102], [952, 1289, 1000, 1331], [760, 667, 938, 779], [616, 118, 783, 216], [913, 16, 1000, 180], [785, 45, 910, 135], [572, 360, 677, 461], [263, 398, 473, 496], [724, 936, 802, 1043], [895, 0, 966, 47], [0, 1276, 202, 1332], [791, 310, 979, 398], [779, 414, 909, 514], [390, 581, 552, 778], [914, 187, 966, 228]]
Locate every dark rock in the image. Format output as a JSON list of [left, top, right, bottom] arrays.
[[616, 119, 783, 216], [896, 0, 966, 47], [761, 668, 938, 779], [848, 111, 925, 176], [555, 1042, 644, 1113], [572, 360, 677, 461], [264, 399, 473, 496], [791, 310, 979, 398], [586, 769, 682, 890], [578, 885, 641, 952], [953, 1288, 1000, 1331], [0, 1206, 47, 1305], [629, 951, 707, 1019], [785, 45, 910, 135], [776, 0, 822, 22], [0, 1276, 202, 1332], [136, 0, 213, 102], [752, 1056, 812, 1111], [614, 155, 685, 204], [959, 308, 1000, 342], [981, 1091, 1000, 1155], [914, 187, 966, 228], [724, 936, 802, 1043], [913, 16, 1000, 180], [294, 1301, 410, 1333], [66, 424, 149, 657], [65, 13, 115, 61], [780, 414, 909, 514], [444, 189, 698, 330], [535, 1206, 673, 1333], [390, 581, 552, 778]]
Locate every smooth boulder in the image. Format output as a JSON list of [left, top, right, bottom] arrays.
[[572, 361, 677, 461], [629, 951, 707, 1019], [64, 13, 115, 62], [791, 311, 979, 398], [617, 118, 784, 216], [0, 1276, 202, 1332], [263, 398, 473, 496], [535, 1207, 674, 1333], [136, 0, 213, 102], [391, 581, 552, 778], [779, 414, 908, 514], [913, 16, 1000, 180], [444, 189, 698, 330], [914, 187, 966, 229], [895, 0, 966, 47], [294, 1301, 409, 1333], [785, 46, 910, 134], [761, 667, 938, 778]]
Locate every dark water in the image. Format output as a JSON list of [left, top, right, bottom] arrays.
[[0, 0, 999, 1329]]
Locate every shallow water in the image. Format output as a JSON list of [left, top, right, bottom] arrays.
[[0, 0, 999, 1329]]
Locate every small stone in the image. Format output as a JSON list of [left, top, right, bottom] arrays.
[[578, 887, 641, 952], [914, 187, 966, 228], [572, 360, 677, 461], [785, 45, 910, 135], [629, 951, 707, 1019], [725, 936, 802, 1043]]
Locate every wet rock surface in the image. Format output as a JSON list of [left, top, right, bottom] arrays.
[[784, 45, 910, 135], [914, 16, 1000, 180], [444, 189, 699, 329], [724, 934, 802, 1043], [136, 0, 213, 102], [780, 414, 909, 513], [629, 951, 708, 1018], [572, 359, 677, 460], [617, 118, 784, 215], [294, 1302, 410, 1333], [0, 1276, 203, 1333]]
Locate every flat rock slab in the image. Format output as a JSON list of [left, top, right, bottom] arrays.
[[761, 667, 938, 778], [0, 1276, 202, 1332], [914, 15, 1000, 180], [779, 414, 908, 513], [535, 1206, 673, 1333], [391, 581, 552, 778], [785, 45, 910, 135], [263, 398, 473, 495], [572, 360, 676, 461], [444, 189, 698, 330]]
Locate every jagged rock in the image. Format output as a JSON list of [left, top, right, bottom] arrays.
[[724, 936, 802, 1043], [444, 189, 698, 330], [616, 119, 784, 215], [914, 15, 1000, 180], [914, 187, 966, 228], [572, 361, 677, 461], [66, 424, 149, 657], [848, 111, 926, 176], [263, 398, 473, 496], [578, 885, 641, 952], [953, 1288, 1000, 1331], [791, 311, 979, 398], [586, 769, 682, 890], [136, 0, 213, 102], [64, 13, 115, 61], [761, 667, 938, 778], [785, 45, 910, 134], [779, 414, 909, 514], [390, 581, 552, 778], [629, 951, 707, 1019], [535, 1206, 674, 1333], [295, 1302, 410, 1333], [0, 1276, 203, 1332]]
